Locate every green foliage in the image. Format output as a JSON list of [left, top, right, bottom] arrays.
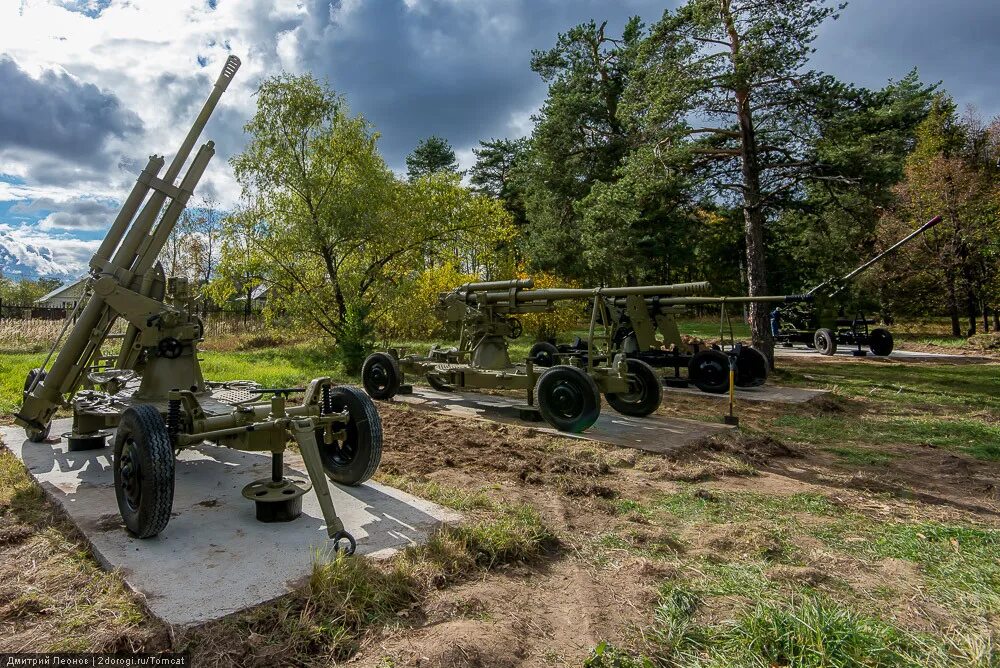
[[406, 135, 459, 180], [0, 276, 62, 305], [470, 137, 530, 229], [333, 303, 375, 374]]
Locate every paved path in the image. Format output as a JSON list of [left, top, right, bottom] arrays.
[[1, 419, 459, 627], [664, 384, 829, 404], [773, 346, 976, 362], [393, 387, 734, 453]]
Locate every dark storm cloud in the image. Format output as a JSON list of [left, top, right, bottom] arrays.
[[0, 56, 143, 168], [292, 0, 670, 170], [10, 196, 119, 231], [281, 0, 998, 172]]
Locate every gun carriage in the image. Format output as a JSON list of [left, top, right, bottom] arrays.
[[543, 293, 812, 394], [771, 215, 942, 357], [361, 279, 709, 432], [15, 57, 379, 553]]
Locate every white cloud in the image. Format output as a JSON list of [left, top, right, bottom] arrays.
[[0, 224, 99, 279]]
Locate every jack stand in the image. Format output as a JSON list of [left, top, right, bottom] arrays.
[[723, 359, 740, 426], [397, 384, 414, 395], [242, 451, 310, 523], [63, 430, 110, 451], [852, 342, 868, 357]]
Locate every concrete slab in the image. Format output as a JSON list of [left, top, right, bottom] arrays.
[[0, 419, 460, 627], [774, 346, 969, 361], [665, 384, 829, 404], [393, 387, 734, 453]]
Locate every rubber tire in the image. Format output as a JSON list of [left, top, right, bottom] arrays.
[[606, 358, 662, 417], [688, 349, 731, 394], [735, 347, 769, 388], [23, 368, 50, 442], [814, 328, 837, 356], [426, 374, 454, 392], [869, 328, 894, 356], [530, 341, 559, 368], [318, 386, 382, 486], [536, 365, 601, 433], [362, 352, 401, 400], [114, 405, 175, 538]]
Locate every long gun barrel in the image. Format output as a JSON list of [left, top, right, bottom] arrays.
[[611, 293, 813, 308], [808, 215, 942, 297], [453, 281, 712, 306], [16, 56, 241, 434]]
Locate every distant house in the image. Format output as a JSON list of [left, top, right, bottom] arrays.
[[233, 284, 270, 310], [34, 278, 88, 309]]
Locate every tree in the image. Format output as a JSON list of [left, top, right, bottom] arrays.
[[626, 0, 849, 364], [522, 18, 645, 281], [470, 137, 530, 228], [227, 74, 513, 370], [406, 135, 459, 180]]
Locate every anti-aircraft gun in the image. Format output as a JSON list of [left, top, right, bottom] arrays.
[[15, 57, 380, 553], [770, 215, 942, 356], [542, 293, 813, 394], [361, 278, 709, 433]]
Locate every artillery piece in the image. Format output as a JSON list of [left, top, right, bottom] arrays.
[[15, 57, 380, 553], [543, 293, 812, 394], [361, 279, 709, 432], [771, 215, 942, 356]]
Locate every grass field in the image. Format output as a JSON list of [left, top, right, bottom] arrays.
[[2, 322, 999, 665]]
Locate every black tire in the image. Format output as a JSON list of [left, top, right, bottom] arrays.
[[22, 368, 50, 442], [688, 349, 731, 394], [426, 373, 453, 392], [530, 341, 559, 368], [362, 352, 401, 400], [814, 328, 837, 356], [318, 386, 382, 486], [735, 347, 769, 388], [114, 405, 174, 538], [869, 328, 894, 356], [606, 358, 662, 417], [536, 365, 601, 433]]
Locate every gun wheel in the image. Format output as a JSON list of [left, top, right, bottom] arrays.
[[688, 349, 730, 394], [529, 341, 558, 368], [814, 328, 837, 356], [426, 374, 454, 392], [606, 358, 662, 417], [23, 368, 50, 442], [734, 347, 768, 388], [536, 365, 601, 433], [362, 352, 401, 400], [869, 328, 894, 356], [114, 405, 175, 538], [317, 386, 382, 486]]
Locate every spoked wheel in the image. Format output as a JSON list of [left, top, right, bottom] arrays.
[[868, 328, 894, 356], [22, 368, 50, 442], [535, 365, 601, 433], [606, 358, 662, 417], [114, 405, 174, 538], [362, 352, 401, 400], [426, 374, 454, 392], [530, 341, 559, 368], [317, 386, 382, 486], [688, 349, 731, 394], [814, 328, 837, 356], [734, 347, 769, 388]]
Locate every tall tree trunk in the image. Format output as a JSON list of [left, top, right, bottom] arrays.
[[966, 290, 978, 337], [946, 275, 961, 337], [993, 305, 999, 332]]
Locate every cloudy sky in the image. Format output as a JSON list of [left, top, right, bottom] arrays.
[[1, 0, 997, 278]]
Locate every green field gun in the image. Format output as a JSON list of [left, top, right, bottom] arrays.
[[771, 215, 942, 356], [14, 57, 380, 553], [361, 278, 709, 432], [546, 293, 813, 394]]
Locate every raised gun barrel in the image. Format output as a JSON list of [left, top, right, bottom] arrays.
[[17, 56, 242, 437], [809, 215, 942, 298]]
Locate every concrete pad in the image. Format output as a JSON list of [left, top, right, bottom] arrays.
[[774, 346, 970, 361], [665, 384, 829, 404], [393, 387, 734, 454], [0, 419, 460, 627]]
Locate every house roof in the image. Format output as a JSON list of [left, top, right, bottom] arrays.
[[35, 277, 87, 303]]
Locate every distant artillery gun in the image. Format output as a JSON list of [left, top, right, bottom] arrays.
[[15, 57, 380, 553], [770, 215, 942, 356], [544, 293, 813, 394], [361, 279, 709, 432]]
